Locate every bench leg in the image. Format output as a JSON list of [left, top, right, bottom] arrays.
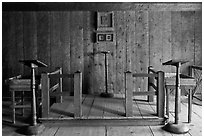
[[11, 91, 15, 124], [188, 89, 192, 123], [166, 87, 169, 118], [21, 91, 25, 116]]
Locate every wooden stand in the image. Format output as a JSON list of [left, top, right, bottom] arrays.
[[19, 60, 47, 135], [162, 60, 190, 134]]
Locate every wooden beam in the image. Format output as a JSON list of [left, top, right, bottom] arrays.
[[3, 2, 201, 11]]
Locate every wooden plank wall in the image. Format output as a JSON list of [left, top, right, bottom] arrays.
[[2, 10, 202, 97]]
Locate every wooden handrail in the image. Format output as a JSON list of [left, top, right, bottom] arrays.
[[48, 67, 62, 75], [132, 73, 158, 78], [190, 65, 202, 70]]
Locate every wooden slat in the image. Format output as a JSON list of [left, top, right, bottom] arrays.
[[149, 83, 157, 90], [49, 74, 74, 79], [191, 65, 202, 70], [49, 83, 59, 92], [133, 73, 158, 78], [133, 91, 156, 96]]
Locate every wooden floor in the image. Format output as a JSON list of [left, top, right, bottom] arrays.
[[48, 94, 157, 119], [2, 94, 202, 136]]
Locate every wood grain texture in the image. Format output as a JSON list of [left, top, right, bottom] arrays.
[[115, 11, 126, 94], [23, 12, 38, 75], [149, 11, 163, 71], [194, 11, 202, 66], [181, 11, 195, 74], [171, 11, 182, 73], [37, 11, 51, 73], [2, 10, 202, 97], [61, 12, 71, 92]]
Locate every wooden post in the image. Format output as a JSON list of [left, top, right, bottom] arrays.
[[125, 71, 133, 117], [148, 66, 154, 102], [165, 87, 169, 118], [157, 71, 165, 118], [175, 62, 181, 124], [74, 71, 82, 118], [31, 63, 37, 126], [188, 88, 192, 123], [41, 73, 50, 118], [11, 91, 15, 124]]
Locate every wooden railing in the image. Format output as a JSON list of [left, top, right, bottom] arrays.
[[189, 65, 202, 99], [125, 69, 165, 118], [41, 69, 82, 118]]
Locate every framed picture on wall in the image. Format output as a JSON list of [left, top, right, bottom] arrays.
[[96, 32, 115, 43], [97, 12, 114, 31]]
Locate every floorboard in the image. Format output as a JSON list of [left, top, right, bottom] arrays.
[[55, 126, 106, 136], [2, 95, 202, 136], [107, 126, 153, 136]]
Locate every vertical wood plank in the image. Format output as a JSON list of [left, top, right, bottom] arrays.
[[115, 11, 126, 94], [162, 11, 172, 72], [7, 12, 16, 77], [135, 10, 149, 91], [50, 12, 63, 71], [2, 12, 10, 97], [23, 12, 37, 75], [171, 11, 182, 73], [41, 73, 50, 118], [37, 11, 51, 73], [83, 11, 94, 94], [74, 71, 82, 118], [125, 71, 133, 117], [15, 12, 24, 75], [194, 11, 202, 66], [61, 11, 71, 92], [70, 11, 84, 94], [125, 11, 134, 72], [181, 11, 195, 74], [149, 11, 163, 71]]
